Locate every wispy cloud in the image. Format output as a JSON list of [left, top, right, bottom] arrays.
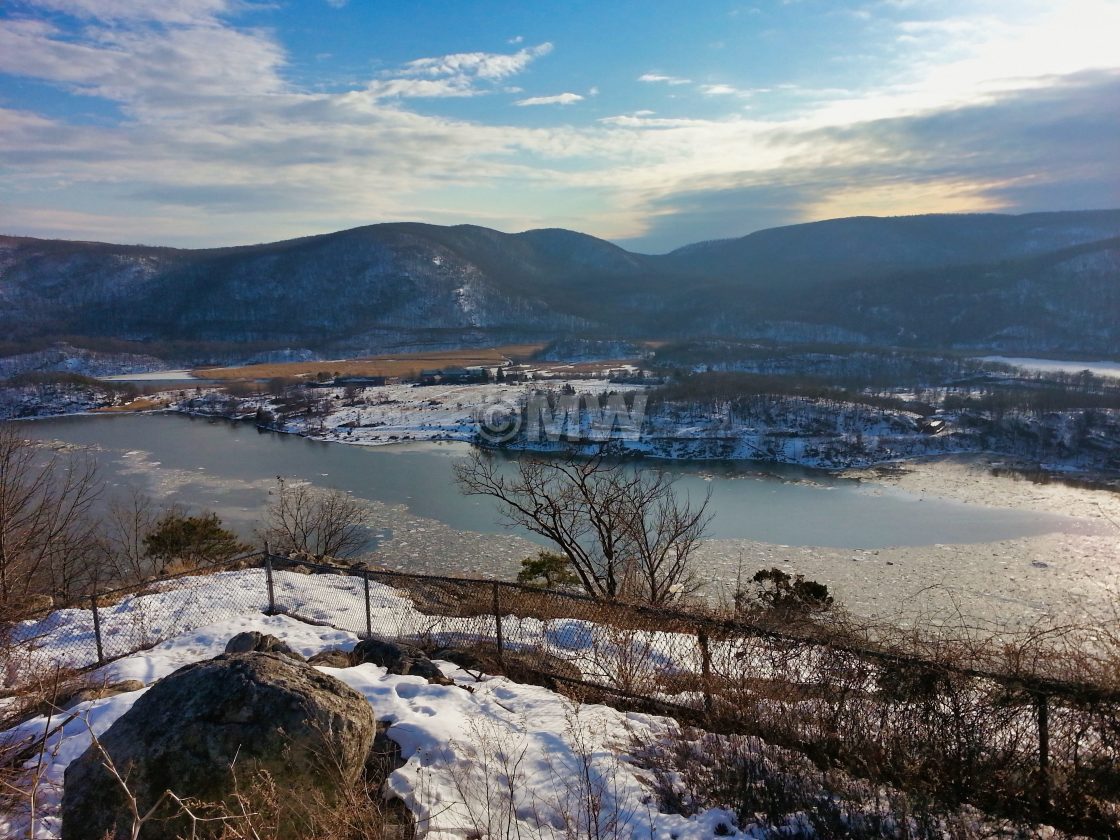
[[402, 43, 552, 81], [28, 0, 230, 24], [337, 43, 557, 101], [515, 92, 584, 106], [638, 73, 691, 85]]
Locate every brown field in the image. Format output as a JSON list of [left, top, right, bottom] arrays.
[[94, 397, 172, 412], [192, 344, 548, 381]]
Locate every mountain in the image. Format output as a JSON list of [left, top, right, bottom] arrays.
[[1, 210, 1118, 362]]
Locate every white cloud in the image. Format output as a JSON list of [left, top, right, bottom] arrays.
[[638, 73, 691, 85], [334, 43, 559, 102], [402, 43, 552, 81], [28, 0, 230, 24], [515, 92, 584, 106], [0, 1, 1117, 250]]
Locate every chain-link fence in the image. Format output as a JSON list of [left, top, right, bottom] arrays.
[[262, 555, 1120, 834], [3, 553, 266, 683], [4, 552, 1119, 833]]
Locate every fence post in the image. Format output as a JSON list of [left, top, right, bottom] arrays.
[[363, 572, 373, 639], [698, 629, 713, 715], [90, 594, 105, 666], [265, 554, 276, 616], [492, 582, 504, 663], [1036, 692, 1050, 816]]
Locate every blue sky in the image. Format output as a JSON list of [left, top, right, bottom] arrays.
[[1, 0, 1118, 252]]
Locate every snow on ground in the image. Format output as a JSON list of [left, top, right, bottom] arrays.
[[285, 380, 630, 447], [2, 570, 751, 840], [8, 569, 709, 703], [978, 356, 1120, 379]]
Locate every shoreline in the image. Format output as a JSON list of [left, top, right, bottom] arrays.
[[22, 402, 1120, 497]]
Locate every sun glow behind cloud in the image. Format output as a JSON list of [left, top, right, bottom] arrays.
[[0, 0, 1117, 251]]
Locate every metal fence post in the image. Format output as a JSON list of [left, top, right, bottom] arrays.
[[90, 594, 105, 666], [363, 572, 373, 639], [1036, 692, 1050, 816], [492, 582, 504, 662], [265, 554, 276, 615], [698, 629, 713, 714]]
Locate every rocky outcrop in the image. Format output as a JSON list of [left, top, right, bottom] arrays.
[[224, 630, 306, 661], [349, 638, 446, 682], [61, 652, 375, 840], [308, 648, 352, 668]]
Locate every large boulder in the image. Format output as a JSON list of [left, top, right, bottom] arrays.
[[61, 652, 375, 840]]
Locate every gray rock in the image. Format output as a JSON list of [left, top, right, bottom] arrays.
[[224, 631, 305, 662], [61, 652, 375, 840], [349, 638, 445, 682], [308, 648, 352, 668]]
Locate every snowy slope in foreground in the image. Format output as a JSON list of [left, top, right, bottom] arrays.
[[1, 571, 746, 840]]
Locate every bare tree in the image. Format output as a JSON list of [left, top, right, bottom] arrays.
[[622, 476, 709, 605], [262, 477, 368, 559], [0, 424, 103, 607], [454, 450, 710, 605], [101, 488, 159, 584]]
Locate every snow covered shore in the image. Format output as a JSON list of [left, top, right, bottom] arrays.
[[171, 378, 1120, 476]]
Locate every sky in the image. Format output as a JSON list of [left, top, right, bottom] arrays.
[[0, 0, 1118, 253]]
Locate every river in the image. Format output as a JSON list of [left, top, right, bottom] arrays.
[[18, 412, 1118, 627]]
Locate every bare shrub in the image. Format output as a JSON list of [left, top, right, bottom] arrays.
[[443, 703, 636, 840], [263, 477, 367, 559], [100, 488, 160, 584], [632, 722, 1042, 839], [445, 716, 530, 840], [585, 625, 664, 696]]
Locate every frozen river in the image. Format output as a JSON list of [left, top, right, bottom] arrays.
[[19, 413, 1117, 626]]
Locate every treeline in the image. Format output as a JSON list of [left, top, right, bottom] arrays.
[[0, 335, 315, 369], [649, 341, 1009, 389], [3, 371, 139, 396], [648, 372, 930, 415], [944, 385, 1120, 414]]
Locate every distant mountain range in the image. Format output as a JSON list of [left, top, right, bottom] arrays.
[[2, 210, 1118, 362]]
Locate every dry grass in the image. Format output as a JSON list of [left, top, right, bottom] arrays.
[[192, 344, 547, 381], [94, 397, 172, 413]]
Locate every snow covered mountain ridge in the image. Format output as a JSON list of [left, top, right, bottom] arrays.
[[1, 210, 1118, 360]]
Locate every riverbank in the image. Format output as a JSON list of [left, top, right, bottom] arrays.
[[162, 379, 1120, 484], [7, 372, 1120, 484]]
